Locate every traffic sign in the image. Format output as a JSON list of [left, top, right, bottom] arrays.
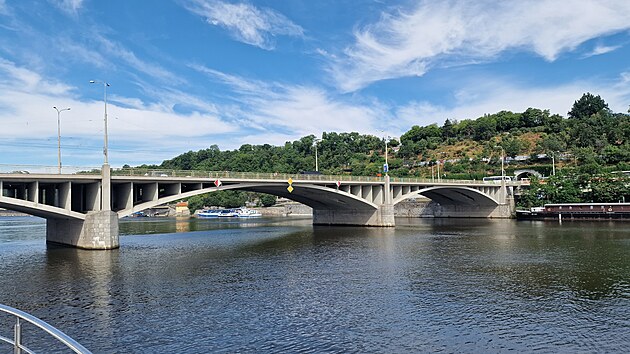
[[383, 163, 388, 173], [214, 179, 222, 187]]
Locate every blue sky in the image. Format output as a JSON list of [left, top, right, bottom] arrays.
[[1, 0, 630, 169]]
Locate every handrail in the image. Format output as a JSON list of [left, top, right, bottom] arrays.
[[0, 165, 522, 186], [0, 304, 91, 354]]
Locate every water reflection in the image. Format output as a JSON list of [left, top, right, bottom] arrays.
[[0, 217, 628, 352]]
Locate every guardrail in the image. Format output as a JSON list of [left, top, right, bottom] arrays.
[[0, 165, 522, 186], [0, 304, 91, 354]]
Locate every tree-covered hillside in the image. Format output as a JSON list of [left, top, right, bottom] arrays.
[[150, 93, 629, 182]]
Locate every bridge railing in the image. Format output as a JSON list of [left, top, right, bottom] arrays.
[[0, 165, 520, 186], [0, 164, 101, 175], [111, 168, 385, 182]]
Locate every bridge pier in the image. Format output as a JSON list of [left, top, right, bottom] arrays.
[[46, 210, 119, 249], [312, 204, 395, 227]]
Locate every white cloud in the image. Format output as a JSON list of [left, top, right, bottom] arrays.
[[54, 0, 84, 16], [190, 65, 387, 140], [332, 0, 630, 92], [584, 44, 622, 57], [394, 77, 630, 131], [184, 0, 304, 50], [0, 59, 235, 166], [0, 58, 73, 95], [94, 35, 185, 84]]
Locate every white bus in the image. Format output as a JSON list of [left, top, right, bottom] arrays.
[[482, 176, 512, 183]]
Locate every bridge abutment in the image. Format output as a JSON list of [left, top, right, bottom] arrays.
[[312, 204, 395, 227], [46, 210, 119, 249]]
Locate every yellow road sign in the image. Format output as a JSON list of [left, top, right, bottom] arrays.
[[287, 185, 294, 193]]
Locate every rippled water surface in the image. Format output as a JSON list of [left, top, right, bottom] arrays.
[[0, 216, 629, 353]]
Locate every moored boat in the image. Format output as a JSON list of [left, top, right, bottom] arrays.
[[516, 203, 630, 220], [197, 207, 262, 218], [234, 207, 262, 218], [197, 209, 222, 218]]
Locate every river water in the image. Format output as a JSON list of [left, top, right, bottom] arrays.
[[0, 216, 628, 353]]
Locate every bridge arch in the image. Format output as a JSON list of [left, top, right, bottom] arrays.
[[117, 182, 378, 218], [392, 186, 500, 207], [0, 199, 86, 220]]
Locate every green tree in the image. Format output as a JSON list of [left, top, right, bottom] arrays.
[[259, 194, 277, 207], [589, 174, 630, 203], [568, 92, 609, 119]]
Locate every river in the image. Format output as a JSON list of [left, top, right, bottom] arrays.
[[0, 216, 629, 353]]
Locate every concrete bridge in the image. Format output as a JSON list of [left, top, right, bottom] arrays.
[[0, 165, 516, 249]]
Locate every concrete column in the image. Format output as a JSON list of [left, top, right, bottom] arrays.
[[102, 163, 111, 211], [46, 210, 119, 249]]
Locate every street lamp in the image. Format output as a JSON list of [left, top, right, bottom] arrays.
[[53, 106, 70, 174], [314, 138, 321, 172], [89, 80, 110, 165], [382, 134, 391, 176], [495, 145, 506, 204]]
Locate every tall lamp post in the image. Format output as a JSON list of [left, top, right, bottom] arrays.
[[314, 138, 321, 172], [496, 146, 506, 204], [89, 80, 110, 165], [90, 80, 111, 211], [383, 135, 390, 176], [53, 106, 70, 174]]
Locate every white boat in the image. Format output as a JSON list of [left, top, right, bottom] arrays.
[[197, 209, 222, 218], [234, 207, 262, 218], [197, 207, 262, 218], [218, 209, 238, 217]]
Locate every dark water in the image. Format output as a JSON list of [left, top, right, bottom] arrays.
[[0, 216, 629, 353]]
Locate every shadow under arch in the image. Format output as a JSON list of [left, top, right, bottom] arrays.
[[392, 186, 499, 207], [117, 182, 378, 219]]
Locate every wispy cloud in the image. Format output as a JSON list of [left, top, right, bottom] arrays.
[[331, 0, 630, 92], [0, 59, 234, 166], [53, 0, 84, 16], [94, 34, 186, 84], [583, 44, 621, 58], [0, 0, 8, 15], [190, 64, 388, 140], [394, 76, 630, 131], [183, 0, 304, 50], [0, 57, 73, 96]]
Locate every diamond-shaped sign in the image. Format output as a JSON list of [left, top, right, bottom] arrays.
[[287, 177, 293, 185], [287, 185, 294, 193], [336, 181, 341, 188], [214, 179, 222, 187]]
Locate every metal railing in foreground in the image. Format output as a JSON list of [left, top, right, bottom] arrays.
[[0, 304, 91, 354]]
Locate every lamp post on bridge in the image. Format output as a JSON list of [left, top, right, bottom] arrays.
[[495, 145, 506, 204], [89, 80, 110, 165], [90, 80, 111, 211], [314, 138, 321, 172], [382, 133, 390, 177], [53, 106, 70, 174]]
